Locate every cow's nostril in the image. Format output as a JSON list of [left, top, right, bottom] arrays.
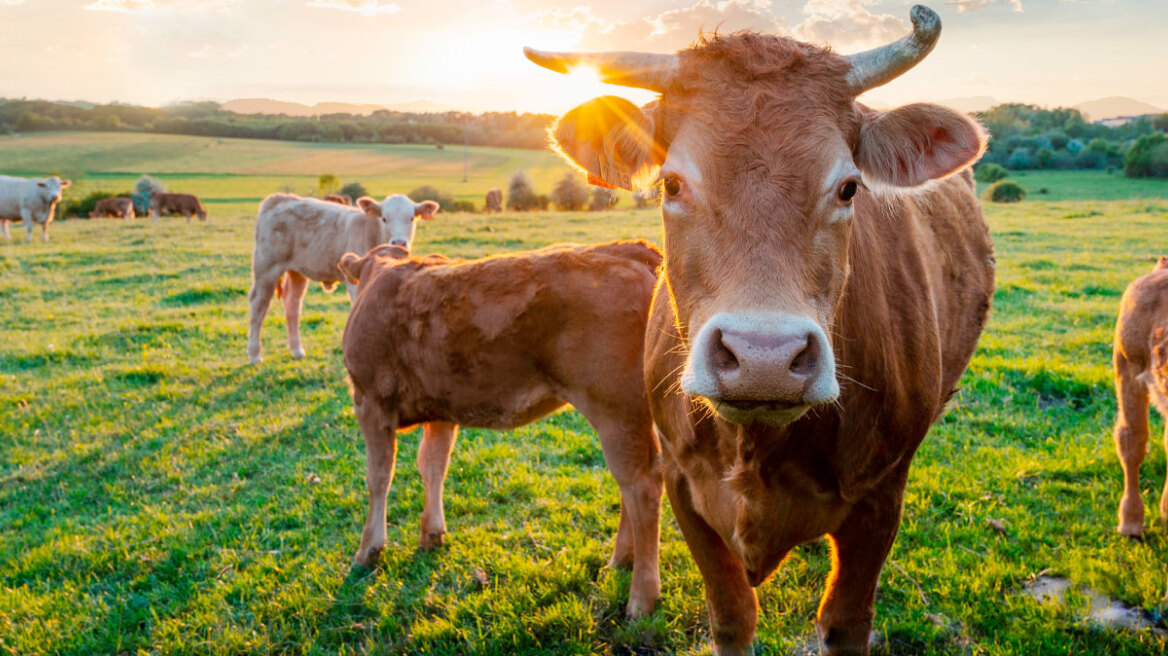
[[712, 329, 739, 372], [788, 335, 819, 377]]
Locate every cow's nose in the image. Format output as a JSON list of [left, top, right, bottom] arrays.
[[389, 239, 409, 247], [706, 325, 823, 404]]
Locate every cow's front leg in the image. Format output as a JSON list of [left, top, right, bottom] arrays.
[[816, 477, 907, 656], [345, 282, 358, 304], [41, 222, 49, 242], [417, 421, 458, 550], [353, 393, 399, 566], [21, 212, 34, 243], [667, 472, 756, 654], [1, 220, 10, 240], [280, 271, 309, 359]]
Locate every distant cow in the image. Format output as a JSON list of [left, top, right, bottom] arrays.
[[1113, 257, 1168, 537], [247, 193, 439, 364], [0, 174, 70, 242], [89, 197, 134, 220], [150, 192, 207, 223], [484, 188, 502, 213], [322, 194, 353, 206], [338, 241, 664, 617]]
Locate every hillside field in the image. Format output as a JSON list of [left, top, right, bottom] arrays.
[[2, 133, 1168, 655]]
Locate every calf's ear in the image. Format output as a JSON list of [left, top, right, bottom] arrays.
[[855, 103, 987, 187], [356, 197, 381, 219], [338, 252, 366, 285], [1155, 256, 1168, 272], [414, 200, 439, 220], [61, 179, 71, 188], [551, 95, 663, 191]]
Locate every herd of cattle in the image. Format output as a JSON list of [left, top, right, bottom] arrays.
[[4, 7, 1165, 654]]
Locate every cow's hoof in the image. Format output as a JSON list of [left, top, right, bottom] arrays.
[[419, 531, 446, 551], [624, 595, 656, 619], [353, 545, 383, 567], [290, 349, 306, 360], [1118, 521, 1144, 537], [249, 355, 263, 365]]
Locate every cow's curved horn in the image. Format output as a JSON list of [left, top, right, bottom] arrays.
[[845, 5, 942, 94], [523, 47, 679, 92]]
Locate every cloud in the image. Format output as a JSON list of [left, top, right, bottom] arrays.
[[84, 0, 155, 11], [792, 0, 906, 50], [306, 0, 401, 16], [948, 0, 1024, 12], [646, 0, 783, 38], [0, 0, 25, 6]]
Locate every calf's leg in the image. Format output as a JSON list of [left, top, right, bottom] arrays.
[[1114, 357, 1149, 536], [417, 421, 459, 550], [667, 471, 756, 654], [353, 393, 399, 566], [1, 220, 9, 240], [280, 271, 310, 359], [246, 268, 281, 364]]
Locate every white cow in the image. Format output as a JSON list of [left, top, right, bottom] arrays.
[[0, 175, 71, 242], [247, 193, 439, 364]]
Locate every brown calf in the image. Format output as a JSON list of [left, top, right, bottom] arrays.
[[338, 241, 664, 617], [1113, 257, 1168, 537], [322, 194, 353, 205], [89, 196, 134, 220], [530, 5, 994, 654], [150, 192, 207, 223], [484, 188, 502, 213]]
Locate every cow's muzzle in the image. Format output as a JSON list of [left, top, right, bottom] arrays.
[[681, 313, 840, 425]]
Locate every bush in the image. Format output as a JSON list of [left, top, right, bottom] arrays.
[[1066, 138, 1085, 155], [449, 200, 476, 213], [588, 186, 618, 211], [59, 190, 121, 219], [408, 185, 458, 212], [1035, 147, 1053, 169], [318, 173, 340, 196], [1124, 133, 1168, 178], [132, 175, 166, 215], [339, 182, 368, 199], [987, 180, 1026, 203], [507, 170, 540, 211], [973, 163, 1008, 183], [551, 172, 590, 211], [1007, 148, 1032, 170], [633, 187, 660, 208]]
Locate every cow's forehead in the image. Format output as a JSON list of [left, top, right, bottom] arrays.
[[381, 194, 415, 218]]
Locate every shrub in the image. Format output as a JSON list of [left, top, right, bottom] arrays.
[[588, 186, 618, 211], [1007, 148, 1032, 170], [132, 175, 166, 215], [449, 200, 476, 213], [633, 186, 661, 208], [551, 172, 590, 211], [339, 182, 368, 199], [318, 173, 340, 195], [974, 163, 1008, 183], [507, 170, 540, 211], [59, 190, 121, 219], [1066, 138, 1085, 155], [988, 180, 1026, 203], [408, 185, 458, 212], [1035, 147, 1053, 170], [1124, 133, 1168, 178]]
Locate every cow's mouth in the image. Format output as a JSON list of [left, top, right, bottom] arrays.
[[707, 398, 810, 426]]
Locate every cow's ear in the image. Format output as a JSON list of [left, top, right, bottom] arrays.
[[855, 103, 986, 187], [36, 181, 45, 188], [551, 95, 663, 191], [413, 200, 439, 220], [1156, 256, 1168, 272], [338, 252, 367, 285], [356, 197, 381, 219], [60, 179, 71, 188]]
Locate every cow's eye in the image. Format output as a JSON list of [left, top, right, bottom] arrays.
[[837, 178, 860, 204], [663, 176, 683, 198]]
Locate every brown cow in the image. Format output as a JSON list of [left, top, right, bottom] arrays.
[[484, 188, 503, 213], [150, 192, 207, 223], [338, 241, 664, 618], [528, 5, 994, 654], [89, 197, 134, 220], [322, 194, 353, 205], [1113, 257, 1168, 537]]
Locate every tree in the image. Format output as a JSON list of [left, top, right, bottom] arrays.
[[318, 173, 340, 196], [339, 181, 368, 199], [1036, 147, 1053, 170], [408, 185, 457, 212], [507, 170, 540, 211], [588, 186, 618, 211], [551, 172, 590, 211], [1124, 133, 1168, 178], [973, 163, 1008, 183], [132, 175, 166, 215]]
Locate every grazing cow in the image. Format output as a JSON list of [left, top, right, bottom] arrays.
[[323, 193, 353, 206], [338, 240, 664, 617], [484, 188, 503, 213], [89, 197, 135, 220], [150, 192, 207, 223], [1113, 256, 1168, 537], [247, 193, 439, 364], [528, 5, 994, 654], [0, 174, 70, 242]]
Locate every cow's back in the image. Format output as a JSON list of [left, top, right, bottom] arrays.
[[0, 175, 32, 219], [1116, 267, 1168, 374], [254, 193, 369, 282]]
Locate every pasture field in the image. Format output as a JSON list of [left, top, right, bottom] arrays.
[[3, 135, 1168, 655]]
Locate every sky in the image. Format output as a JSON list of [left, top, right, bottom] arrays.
[[0, 0, 1164, 114]]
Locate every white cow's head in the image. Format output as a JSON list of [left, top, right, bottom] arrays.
[[357, 194, 439, 250], [37, 176, 70, 205]]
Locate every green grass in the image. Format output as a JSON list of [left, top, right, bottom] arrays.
[[3, 144, 1168, 655]]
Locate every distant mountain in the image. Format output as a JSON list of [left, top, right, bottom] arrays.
[[1074, 96, 1164, 121], [935, 96, 998, 114], [221, 97, 456, 116]]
